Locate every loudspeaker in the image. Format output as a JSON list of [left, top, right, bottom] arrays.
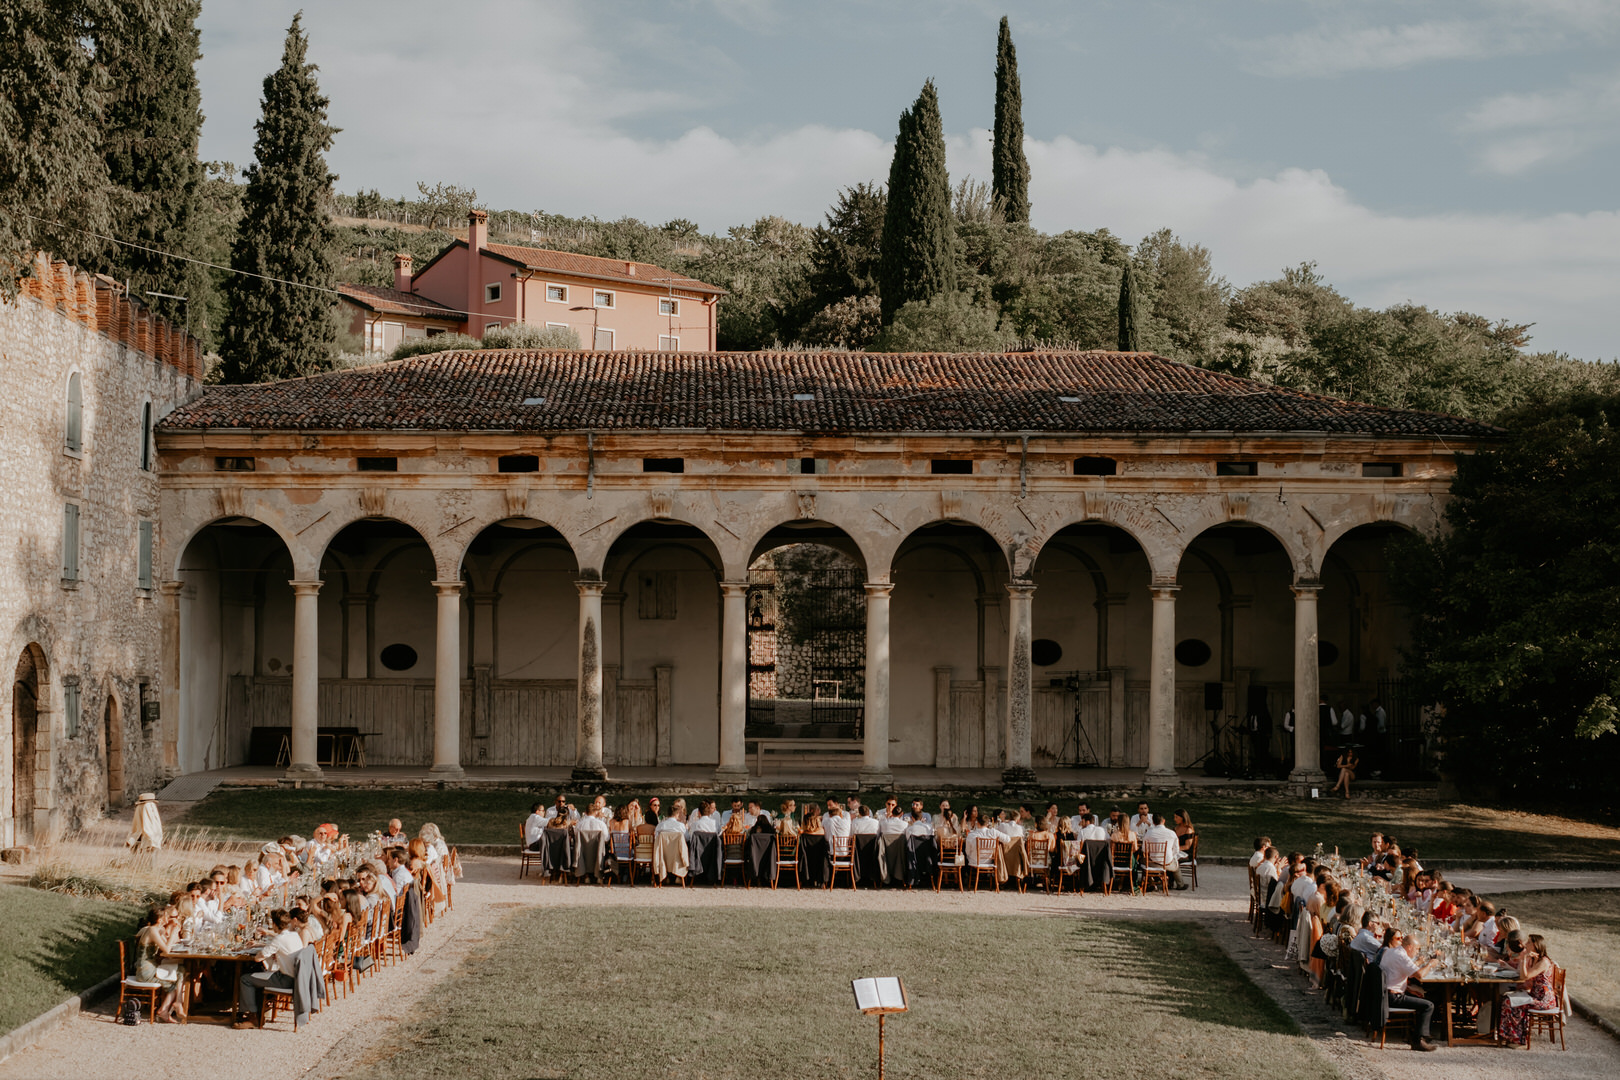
[[1204, 681, 1225, 711]]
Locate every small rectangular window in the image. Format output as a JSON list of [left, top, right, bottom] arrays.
[[63, 679, 80, 739], [1215, 461, 1257, 476], [484, 282, 502, 304], [63, 503, 80, 581], [214, 456, 255, 472], [658, 335, 679, 351], [425, 327, 445, 337], [593, 290, 615, 308], [594, 328, 615, 351], [1073, 456, 1117, 476], [137, 520, 153, 590], [643, 457, 684, 473], [545, 321, 569, 331], [546, 284, 568, 303], [357, 456, 398, 472], [140, 401, 153, 471], [1361, 462, 1403, 478], [930, 459, 973, 475], [498, 454, 539, 473], [659, 298, 679, 316]]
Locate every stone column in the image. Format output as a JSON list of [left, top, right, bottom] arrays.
[[430, 581, 465, 778], [159, 580, 183, 775], [715, 581, 750, 785], [287, 580, 323, 779], [1002, 582, 1037, 787], [574, 579, 608, 780], [1289, 581, 1327, 790], [859, 582, 894, 787], [1145, 583, 1180, 787]]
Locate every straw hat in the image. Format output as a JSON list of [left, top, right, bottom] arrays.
[[135, 792, 157, 804]]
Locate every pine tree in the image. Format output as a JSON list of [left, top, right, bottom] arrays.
[[879, 80, 957, 325], [218, 13, 339, 383], [91, 0, 207, 335], [992, 16, 1030, 225], [1117, 262, 1141, 352]]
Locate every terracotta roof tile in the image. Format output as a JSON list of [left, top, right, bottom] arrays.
[[479, 243, 725, 296], [158, 350, 1500, 438], [336, 283, 467, 320]]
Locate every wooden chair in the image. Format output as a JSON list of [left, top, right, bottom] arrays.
[[1025, 837, 1054, 894], [444, 846, 458, 910], [721, 834, 749, 888], [316, 931, 345, 1002], [1524, 966, 1568, 1050], [1105, 842, 1138, 896], [773, 834, 800, 890], [1142, 840, 1172, 895], [828, 834, 856, 890], [609, 831, 635, 884], [117, 940, 161, 1023], [519, 825, 542, 879], [936, 836, 963, 892], [632, 832, 657, 886], [1379, 1005, 1417, 1049], [969, 836, 1000, 893], [1182, 834, 1199, 890]]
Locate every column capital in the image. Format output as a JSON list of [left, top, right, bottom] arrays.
[[864, 581, 894, 597], [289, 579, 323, 596], [1291, 580, 1323, 597], [431, 579, 464, 595], [1150, 583, 1180, 600], [1004, 581, 1036, 597], [158, 579, 184, 598], [719, 580, 751, 597], [575, 578, 606, 597]]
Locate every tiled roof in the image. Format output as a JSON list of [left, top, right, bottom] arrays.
[[478, 242, 726, 296], [158, 350, 1500, 438], [336, 283, 466, 321]]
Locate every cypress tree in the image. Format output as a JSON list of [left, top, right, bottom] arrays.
[[992, 16, 1030, 225], [218, 13, 339, 383], [1117, 263, 1141, 352], [879, 80, 957, 325], [92, 0, 207, 333]]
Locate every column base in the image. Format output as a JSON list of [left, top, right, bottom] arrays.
[[571, 764, 609, 782], [1287, 768, 1328, 796], [429, 763, 466, 780], [856, 768, 894, 790], [284, 763, 323, 781], [712, 764, 749, 791], [1142, 768, 1181, 790], [1000, 765, 1039, 789]]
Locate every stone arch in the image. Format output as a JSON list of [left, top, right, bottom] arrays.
[[1312, 507, 1431, 573], [866, 501, 1022, 582], [465, 519, 582, 683], [302, 499, 461, 582], [1026, 506, 1170, 582], [10, 642, 49, 846], [64, 369, 83, 452], [588, 514, 739, 583], [321, 517, 439, 683], [451, 512, 583, 582], [741, 506, 879, 577], [170, 514, 299, 580], [1171, 500, 1314, 582]]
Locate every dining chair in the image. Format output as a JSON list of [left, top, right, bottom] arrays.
[[632, 831, 658, 885], [721, 834, 749, 888], [445, 845, 459, 910], [1024, 837, 1053, 894], [609, 831, 635, 884], [1142, 840, 1172, 895], [935, 836, 963, 892], [1524, 965, 1568, 1050], [969, 836, 1000, 893], [519, 825, 542, 879], [829, 834, 856, 890], [773, 834, 800, 890], [1106, 842, 1138, 896], [1379, 1004, 1417, 1048], [117, 940, 161, 1023], [1183, 834, 1199, 890]]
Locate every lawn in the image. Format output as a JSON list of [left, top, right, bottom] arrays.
[[179, 786, 1620, 866], [349, 908, 1336, 1080], [0, 884, 140, 1035], [1482, 888, 1620, 1030]]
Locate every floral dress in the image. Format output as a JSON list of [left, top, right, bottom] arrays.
[[1499, 966, 1555, 1044]]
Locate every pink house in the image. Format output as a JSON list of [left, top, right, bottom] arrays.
[[338, 259, 467, 355], [400, 210, 724, 351]]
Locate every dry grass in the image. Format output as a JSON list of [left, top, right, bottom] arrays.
[[1483, 888, 1620, 1031], [24, 821, 241, 907]]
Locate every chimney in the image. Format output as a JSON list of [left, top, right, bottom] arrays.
[[393, 253, 413, 293], [625, 262, 636, 276], [468, 209, 489, 337], [468, 209, 488, 253]]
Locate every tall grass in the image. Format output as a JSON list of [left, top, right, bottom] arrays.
[[25, 821, 244, 907]]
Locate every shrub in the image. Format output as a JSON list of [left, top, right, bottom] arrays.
[[481, 322, 581, 350], [388, 333, 480, 361], [873, 291, 1008, 353]]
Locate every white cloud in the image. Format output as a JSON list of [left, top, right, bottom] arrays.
[[1462, 71, 1620, 174]]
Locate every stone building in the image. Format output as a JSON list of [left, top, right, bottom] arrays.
[[2, 256, 203, 846], [154, 349, 1495, 791]]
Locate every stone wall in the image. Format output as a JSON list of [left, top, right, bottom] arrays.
[[1, 256, 200, 845]]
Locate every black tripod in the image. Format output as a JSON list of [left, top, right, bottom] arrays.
[[1055, 673, 1102, 767]]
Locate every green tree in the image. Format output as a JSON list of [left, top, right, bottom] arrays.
[[1393, 391, 1620, 804], [879, 80, 957, 324], [991, 16, 1030, 225], [1136, 229, 1229, 362], [1116, 261, 1141, 351], [873, 291, 1005, 353], [91, 0, 207, 334], [806, 181, 886, 312], [217, 14, 340, 383]]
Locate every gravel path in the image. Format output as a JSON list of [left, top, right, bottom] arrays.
[[6, 862, 1617, 1080]]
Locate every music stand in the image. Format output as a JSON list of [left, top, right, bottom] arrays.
[[852, 976, 908, 1079]]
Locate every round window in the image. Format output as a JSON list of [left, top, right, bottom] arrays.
[[1175, 639, 1213, 667], [379, 643, 419, 672], [1030, 639, 1063, 666], [1318, 642, 1340, 667]]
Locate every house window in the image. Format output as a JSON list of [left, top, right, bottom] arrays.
[[794, 457, 828, 475], [498, 454, 539, 473], [140, 401, 153, 470], [214, 456, 255, 471], [484, 282, 502, 304], [1073, 456, 1117, 476], [137, 520, 153, 590], [593, 290, 615, 308], [62, 503, 80, 581], [63, 678, 80, 739], [638, 571, 677, 619], [1362, 462, 1403, 478], [643, 458, 684, 473], [658, 335, 679, 351], [356, 456, 398, 472], [425, 327, 445, 337], [659, 298, 679, 316], [546, 284, 568, 303], [594, 328, 615, 351], [1215, 461, 1258, 476], [930, 459, 973, 475], [65, 371, 83, 453]]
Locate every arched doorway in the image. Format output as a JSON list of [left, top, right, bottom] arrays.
[[104, 689, 124, 809], [11, 644, 47, 846]]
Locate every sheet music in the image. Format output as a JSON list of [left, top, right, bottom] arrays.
[[852, 977, 906, 1012]]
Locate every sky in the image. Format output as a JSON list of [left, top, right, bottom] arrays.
[[194, 0, 1620, 359]]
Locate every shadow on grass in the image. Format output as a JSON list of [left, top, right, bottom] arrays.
[[0, 885, 140, 1034]]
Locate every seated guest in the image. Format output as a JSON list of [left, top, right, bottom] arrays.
[[1130, 801, 1154, 836], [801, 805, 825, 835], [878, 806, 908, 839], [523, 802, 546, 850], [646, 796, 662, 823], [936, 800, 952, 827], [544, 795, 578, 824], [1498, 929, 1526, 963], [1472, 899, 1498, 945], [577, 807, 609, 837], [384, 849, 414, 898], [1041, 803, 1062, 833], [1491, 915, 1520, 954], [689, 800, 720, 833], [1249, 837, 1272, 871], [626, 800, 644, 830], [904, 810, 933, 838], [718, 798, 747, 832], [907, 800, 932, 826], [1172, 810, 1196, 855], [380, 819, 409, 848], [720, 805, 748, 841], [749, 805, 776, 834], [1054, 815, 1077, 843], [656, 800, 688, 833], [418, 823, 448, 862], [1254, 846, 1281, 904], [936, 810, 962, 839], [1079, 814, 1109, 842], [357, 862, 392, 907], [846, 795, 863, 818], [747, 800, 768, 827], [876, 796, 902, 821], [1109, 813, 1138, 850], [608, 804, 632, 833], [995, 810, 1024, 839], [232, 910, 304, 1029], [1361, 833, 1393, 878], [135, 907, 183, 1023], [1379, 929, 1441, 1052], [850, 806, 880, 835], [965, 817, 1001, 869], [1141, 814, 1186, 890], [776, 800, 799, 837], [1349, 912, 1382, 960], [823, 800, 850, 842], [1499, 934, 1556, 1046], [1068, 802, 1093, 834]]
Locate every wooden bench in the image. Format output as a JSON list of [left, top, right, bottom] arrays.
[[746, 737, 864, 775]]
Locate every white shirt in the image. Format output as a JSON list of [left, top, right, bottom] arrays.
[[390, 864, 414, 894], [688, 813, 718, 834], [544, 806, 580, 823], [1290, 875, 1316, 906], [655, 815, 687, 834], [1131, 814, 1153, 835], [1080, 824, 1109, 842], [1141, 824, 1180, 869], [965, 827, 1000, 867], [259, 929, 305, 977], [524, 813, 545, 847], [1380, 946, 1422, 994], [878, 814, 908, 837], [904, 818, 933, 837], [824, 813, 850, 839], [850, 816, 880, 835], [906, 811, 932, 825], [1339, 709, 1354, 736], [1248, 849, 1268, 869], [995, 820, 1025, 839], [575, 814, 607, 836]]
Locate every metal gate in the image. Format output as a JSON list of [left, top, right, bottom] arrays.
[[746, 564, 865, 734], [1376, 678, 1436, 779]]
